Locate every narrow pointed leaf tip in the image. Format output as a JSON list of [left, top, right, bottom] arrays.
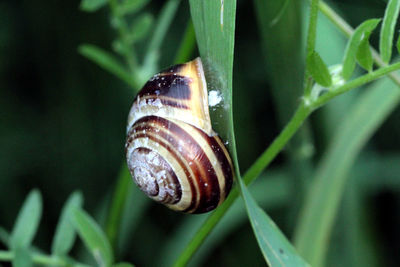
[[72, 208, 114, 267], [342, 19, 381, 80], [238, 178, 309, 267], [307, 51, 332, 87], [380, 0, 400, 63], [10, 190, 42, 249]]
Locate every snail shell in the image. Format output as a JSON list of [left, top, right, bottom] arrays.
[[125, 58, 234, 214]]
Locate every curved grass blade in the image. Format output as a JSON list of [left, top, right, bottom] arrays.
[[72, 208, 114, 267], [342, 19, 381, 80], [10, 190, 42, 249], [113, 263, 135, 267], [52, 191, 84, 256], [78, 44, 134, 87], [237, 177, 309, 267], [294, 75, 400, 266], [380, 0, 400, 63]]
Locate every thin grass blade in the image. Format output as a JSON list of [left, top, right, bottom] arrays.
[[172, 1, 238, 266], [380, 0, 400, 63]]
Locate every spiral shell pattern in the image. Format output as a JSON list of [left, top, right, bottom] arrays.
[[125, 58, 234, 213]]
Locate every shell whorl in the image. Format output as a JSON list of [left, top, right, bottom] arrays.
[[125, 58, 234, 214]]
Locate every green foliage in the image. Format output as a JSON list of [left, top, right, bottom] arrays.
[[80, 0, 108, 12], [52, 192, 83, 256], [342, 19, 381, 80], [10, 190, 42, 250], [72, 208, 114, 267], [237, 178, 309, 266], [307, 51, 332, 87], [2, 0, 400, 267]]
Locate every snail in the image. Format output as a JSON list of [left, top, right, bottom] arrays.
[[125, 58, 234, 214]]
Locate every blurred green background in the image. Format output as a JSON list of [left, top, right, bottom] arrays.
[[1, 0, 399, 266]]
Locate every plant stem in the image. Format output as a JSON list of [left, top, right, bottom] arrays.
[[311, 62, 400, 109], [319, 0, 400, 85], [0, 250, 90, 267]]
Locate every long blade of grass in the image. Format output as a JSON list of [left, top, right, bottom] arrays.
[[380, 0, 400, 63], [10, 190, 42, 249], [294, 74, 400, 266], [237, 177, 309, 267], [172, 1, 238, 266]]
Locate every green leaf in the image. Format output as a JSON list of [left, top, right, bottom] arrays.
[[52, 192, 84, 256], [10, 190, 42, 249], [72, 208, 113, 267], [130, 13, 153, 42], [78, 44, 134, 87], [113, 263, 135, 267], [12, 247, 33, 267], [237, 177, 309, 267], [80, 0, 108, 12], [294, 75, 400, 266], [356, 36, 373, 72], [380, 0, 400, 63], [116, 0, 150, 16], [342, 19, 381, 80], [307, 51, 332, 87]]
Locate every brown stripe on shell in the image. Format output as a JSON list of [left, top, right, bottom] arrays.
[[138, 74, 192, 100], [129, 121, 197, 211], [133, 116, 222, 213], [191, 127, 234, 199]]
